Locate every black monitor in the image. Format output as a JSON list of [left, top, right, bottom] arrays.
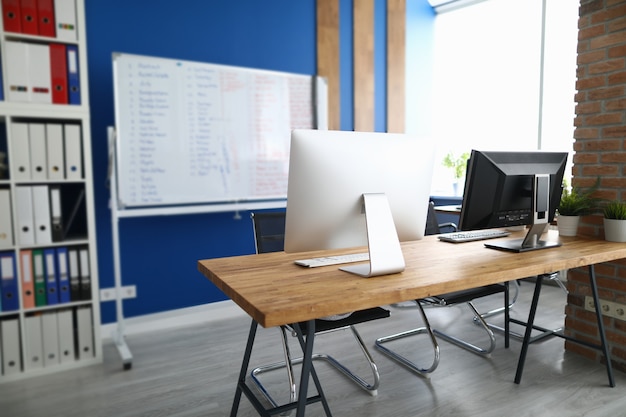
[[459, 150, 568, 252]]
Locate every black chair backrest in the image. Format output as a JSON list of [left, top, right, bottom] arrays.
[[251, 212, 286, 254], [424, 202, 440, 236]]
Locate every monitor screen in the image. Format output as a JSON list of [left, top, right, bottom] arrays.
[[284, 129, 435, 276], [459, 150, 568, 252]]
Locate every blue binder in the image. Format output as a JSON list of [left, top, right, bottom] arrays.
[[66, 45, 81, 105], [0, 252, 19, 311], [44, 248, 60, 305], [56, 247, 71, 303]]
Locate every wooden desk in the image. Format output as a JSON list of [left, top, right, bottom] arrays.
[[198, 232, 626, 416]]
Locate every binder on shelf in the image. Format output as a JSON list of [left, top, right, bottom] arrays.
[[19, 0, 38, 35], [32, 185, 52, 245], [24, 314, 44, 371], [66, 45, 80, 105], [68, 248, 80, 301], [54, 0, 77, 41], [2, 0, 22, 33], [44, 247, 59, 305], [78, 247, 90, 300], [0, 252, 19, 311], [29, 123, 47, 180], [64, 124, 82, 179], [41, 312, 60, 367], [28, 43, 52, 104], [20, 250, 35, 309], [50, 186, 64, 242], [5, 41, 29, 102], [76, 306, 94, 360], [0, 189, 14, 249], [61, 186, 86, 240], [10, 122, 31, 181], [16, 186, 35, 246], [0, 52, 4, 101], [56, 247, 70, 303], [36, 0, 55, 37], [49, 45, 68, 105], [57, 308, 75, 364], [32, 249, 46, 307], [46, 124, 65, 179], [1, 318, 21, 375]]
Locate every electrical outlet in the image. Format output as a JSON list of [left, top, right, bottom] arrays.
[[99, 285, 137, 302], [100, 288, 117, 302], [122, 285, 137, 299], [584, 296, 626, 321]]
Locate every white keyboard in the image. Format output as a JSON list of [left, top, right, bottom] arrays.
[[438, 230, 511, 243], [295, 252, 370, 268]]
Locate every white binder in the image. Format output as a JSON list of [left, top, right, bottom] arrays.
[[54, 0, 78, 41], [16, 186, 35, 246], [5, 41, 29, 102], [64, 124, 82, 180], [28, 43, 52, 104], [29, 123, 47, 180], [32, 185, 52, 245], [1, 318, 21, 375], [0, 189, 13, 249], [41, 312, 60, 367], [46, 124, 65, 180], [57, 309, 75, 364], [10, 122, 31, 181], [24, 315, 44, 371], [76, 306, 94, 360]]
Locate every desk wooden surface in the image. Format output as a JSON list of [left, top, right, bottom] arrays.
[[198, 231, 626, 328]]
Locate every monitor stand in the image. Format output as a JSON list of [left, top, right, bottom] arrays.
[[340, 193, 406, 277], [485, 174, 561, 253]]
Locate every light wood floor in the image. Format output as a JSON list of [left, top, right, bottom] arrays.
[[2, 280, 624, 417]]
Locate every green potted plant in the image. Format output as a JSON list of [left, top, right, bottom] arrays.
[[442, 151, 470, 196], [557, 185, 600, 236], [603, 200, 626, 242]]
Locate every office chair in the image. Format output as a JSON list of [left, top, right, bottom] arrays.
[[375, 202, 513, 377], [249, 211, 390, 407]]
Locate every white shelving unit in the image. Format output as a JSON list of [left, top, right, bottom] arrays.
[[0, 0, 101, 382]]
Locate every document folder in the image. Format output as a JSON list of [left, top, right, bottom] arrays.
[[54, 0, 77, 41], [49, 185, 64, 241], [10, 122, 31, 181], [78, 247, 91, 300], [16, 186, 35, 245], [5, 41, 29, 102], [20, 250, 35, 309], [41, 311, 60, 367], [57, 308, 75, 364], [19, 0, 38, 35], [29, 123, 47, 180], [32, 185, 52, 245], [66, 45, 80, 105], [2, 0, 22, 33], [46, 124, 65, 179], [56, 247, 70, 303], [0, 189, 14, 249], [32, 248, 47, 307], [1, 318, 21, 375], [28, 43, 52, 103], [24, 314, 44, 371], [68, 248, 80, 301], [76, 306, 94, 360], [49, 45, 68, 104], [64, 124, 82, 179], [1, 252, 19, 311], [44, 247, 59, 305], [36, 0, 55, 37]]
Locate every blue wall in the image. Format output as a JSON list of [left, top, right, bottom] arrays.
[[84, 0, 435, 324]]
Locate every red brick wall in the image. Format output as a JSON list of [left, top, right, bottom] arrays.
[[567, 0, 626, 371]]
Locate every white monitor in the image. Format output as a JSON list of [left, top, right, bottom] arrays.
[[284, 129, 435, 277]]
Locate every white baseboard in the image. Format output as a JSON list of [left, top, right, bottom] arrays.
[[100, 299, 247, 341]]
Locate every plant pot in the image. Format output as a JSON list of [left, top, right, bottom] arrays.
[[603, 218, 626, 242], [557, 215, 580, 237]]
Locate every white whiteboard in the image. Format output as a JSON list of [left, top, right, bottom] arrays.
[[112, 53, 327, 208]]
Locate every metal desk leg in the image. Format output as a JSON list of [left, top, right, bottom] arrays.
[[231, 320, 258, 417], [514, 275, 543, 384], [589, 265, 615, 387], [505, 281, 510, 349]]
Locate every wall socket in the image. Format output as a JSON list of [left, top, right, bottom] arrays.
[[584, 296, 626, 321], [100, 285, 137, 302]]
